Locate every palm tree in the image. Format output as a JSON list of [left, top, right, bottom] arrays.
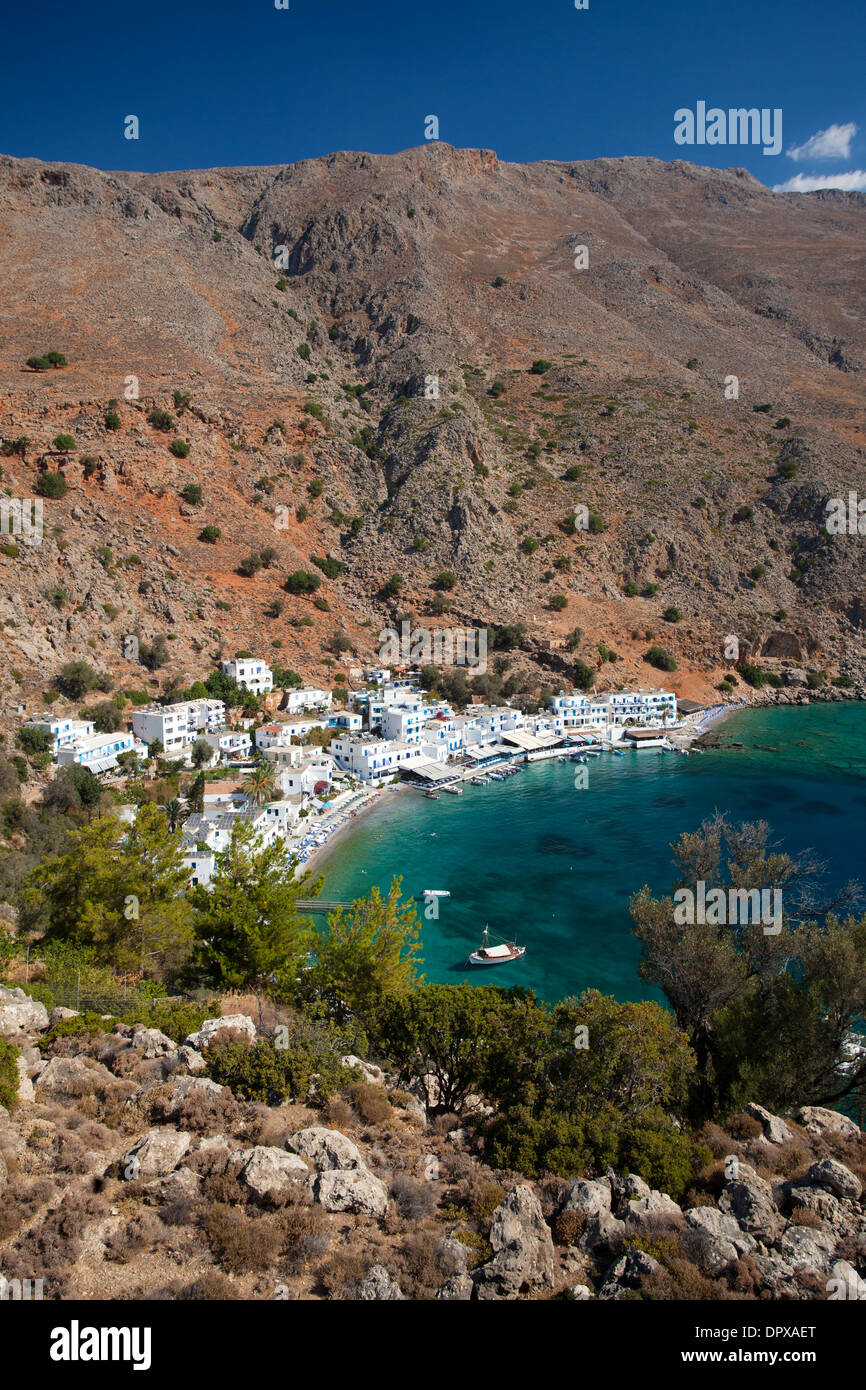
[[164, 798, 185, 832], [244, 762, 275, 806]]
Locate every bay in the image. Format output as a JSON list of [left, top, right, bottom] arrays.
[[319, 704, 866, 1003]]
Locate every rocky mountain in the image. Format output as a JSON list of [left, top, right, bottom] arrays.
[[1, 144, 865, 717]]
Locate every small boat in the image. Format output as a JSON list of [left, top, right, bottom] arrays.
[[469, 925, 526, 967], [424, 790, 440, 799], [470, 776, 490, 786], [611, 748, 626, 757], [442, 784, 463, 794], [422, 889, 451, 898]]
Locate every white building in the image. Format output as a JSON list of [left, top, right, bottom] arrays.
[[56, 731, 136, 773], [22, 715, 95, 755], [549, 689, 677, 735], [131, 698, 226, 758], [277, 758, 336, 798], [202, 729, 253, 762], [329, 735, 426, 783], [282, 687, 332, 713], [221, 658, 274, 695]]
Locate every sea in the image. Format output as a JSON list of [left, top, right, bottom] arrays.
[[319, 703, 866, 1004]]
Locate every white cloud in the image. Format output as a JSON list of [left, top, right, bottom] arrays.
[[773, 169, 866, 193], [786, 122, 858, 162]]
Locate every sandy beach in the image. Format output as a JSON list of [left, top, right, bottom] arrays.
[[292, 782, 413, 881]]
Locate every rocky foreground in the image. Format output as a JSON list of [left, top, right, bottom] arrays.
[[0, 984, 864, 1301]]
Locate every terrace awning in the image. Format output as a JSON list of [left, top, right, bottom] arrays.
[[84, 756, 119, 774], [501, 730, 561, 752], [403, 761, 457, 783]]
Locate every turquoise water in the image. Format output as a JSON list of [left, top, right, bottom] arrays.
[[320, 704, 866, 1004]]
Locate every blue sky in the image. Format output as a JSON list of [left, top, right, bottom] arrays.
[[1, 0, 863, 188]]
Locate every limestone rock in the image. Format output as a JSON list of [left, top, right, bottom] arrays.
[[579, 1210, 628, 1253], [288, 1126, 364, 1172], [143, 1166, 202, 1204], [626, 1190, 683, 1226], [804, 1158, 862, 1202], [0, 985, 49, 1037], [341, 1055, 385, 1086], [559, 1176, 611, 1218], [123, 1127, 191, 1179], [775, 1223, 837, 1275], [745, 1102, 794, 1145], [130, 1027, 177, 1058], [35, 1055, 114, 1099], [685, 1206, 757, 1274], [234, 1146, 309, 1201], [14, 1055, 34, 1104], [796, 1106, 860, 1142], [315, 1168, 389, 1218], [48, 1007, 79, 1028], [163, 1074, 225, 1116], [474, 1184, 555, 1300], [599, 1246, 660, 1299], [184, 1014, 256, 1050], [719, 1163, 780, 1239], [356, 1264, 404, 1300], [437, 1274, 474, 1300]]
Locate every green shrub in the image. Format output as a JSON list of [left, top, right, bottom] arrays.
[[170, 439, 191, 458], [121, 999, 212, 1043], [148, 407, 175, 432], [36, 471, 68, 498], [199, 525, 221, 543], [434, 570, 457, 590], [573, 659, 595, 691], [381, 574, 403, 597], [313, 555, 346, 580], [181, 483, 202, 505], [737, 662, 765, 688], [39, 1011, 119, 1050], [662, 606, 682, 623], [623, 581, 639, 597], [529, 359, 553, 375], [644, 646, 677, 672], [18, 982, 55, 1011], [285, 570, 321, 595], [0, 1039, 19, 1109], [104, 411, 121, 430], [206, 1024, 360, 1105], [307, 478, 324, 497]]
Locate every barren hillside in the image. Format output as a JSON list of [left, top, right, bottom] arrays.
[[1, 143, 864, 714]]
